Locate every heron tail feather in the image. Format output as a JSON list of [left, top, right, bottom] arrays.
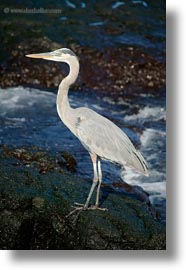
[[131, 150, 149, 176]]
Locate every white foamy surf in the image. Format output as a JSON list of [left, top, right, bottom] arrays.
[[0, 86, 56, 114], [124, 106, 166, 122], [121, 105, 166, 207]]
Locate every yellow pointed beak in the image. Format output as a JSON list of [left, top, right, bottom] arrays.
[[25, 52, 53, 59]]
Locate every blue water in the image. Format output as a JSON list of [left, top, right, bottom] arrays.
[[40, 0, 165, 55]]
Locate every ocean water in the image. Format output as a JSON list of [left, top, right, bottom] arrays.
[[64, 0, 165, 53], [0, 86, 166, 221]]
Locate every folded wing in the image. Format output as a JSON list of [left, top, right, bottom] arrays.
[[75, 108, 149, 176]]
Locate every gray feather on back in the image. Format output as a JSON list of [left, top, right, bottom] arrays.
[[74, 107, 148, 175]]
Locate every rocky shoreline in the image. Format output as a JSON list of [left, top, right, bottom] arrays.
[[0, 0, 165, 96], [0, 145, 165, 250], [0, 37, 165, 98]]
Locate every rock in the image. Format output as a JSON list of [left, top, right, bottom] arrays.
[[32, 197, 45, 209], [0, 38, 165, 96], [0, 146, 166, 250]]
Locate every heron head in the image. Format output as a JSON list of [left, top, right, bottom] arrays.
[[26, 48, 77, 62]]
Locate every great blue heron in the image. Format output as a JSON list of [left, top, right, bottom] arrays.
[[26, 48, 149, 211]]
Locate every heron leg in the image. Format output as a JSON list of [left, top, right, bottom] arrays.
[[68, 154, 107, 216], [84, 153, 98, 209], [95, 158, 102, 207]]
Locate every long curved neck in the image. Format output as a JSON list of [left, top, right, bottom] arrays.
[[56, 56, 79, 123]]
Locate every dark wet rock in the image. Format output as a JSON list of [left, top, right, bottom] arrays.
[[0, 145, 165, 250], [0, 37, 165, 97], [0, 37, 64, 89], [2, 145, 76, 174], [58, 151, 77, 173]]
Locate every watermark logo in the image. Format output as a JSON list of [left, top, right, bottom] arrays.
[[3, 7, 63, 14]]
